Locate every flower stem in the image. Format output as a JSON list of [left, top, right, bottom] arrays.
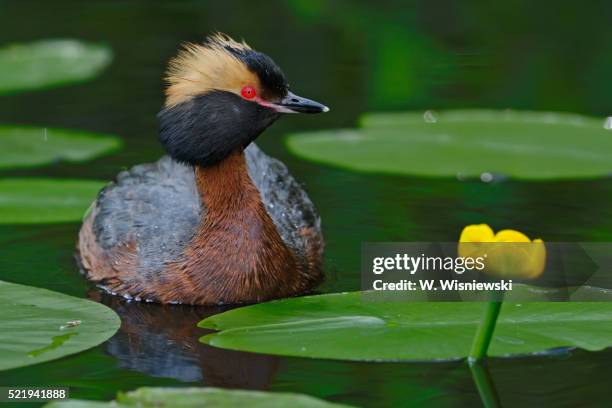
[[468, 293, 503, 364], [469, 361, 502, 408]]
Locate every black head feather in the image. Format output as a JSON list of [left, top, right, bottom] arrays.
[[158, 91, 279, 167], [224, 45, 289, 100]]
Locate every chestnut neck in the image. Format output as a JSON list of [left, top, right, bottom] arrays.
[[190, 148, 299, 274], [193, 149, 256, 215]]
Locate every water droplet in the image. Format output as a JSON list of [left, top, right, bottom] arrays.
[[423, 110, 437, 123], [60, 320, 82, 330], [604, 117, 612, 130], [480, 172, 494, 183]]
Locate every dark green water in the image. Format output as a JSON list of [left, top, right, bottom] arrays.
[[1, 1, 612, 407]]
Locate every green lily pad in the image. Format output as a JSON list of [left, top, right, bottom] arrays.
[[199, 291, 612, 361], [0, 125, 121, 170], [0, 280, 120, 371], [0, 39, 112, 95], [45, 387, 352, 408], [286, 110, 612, 180], [0, 178, 105, 224]]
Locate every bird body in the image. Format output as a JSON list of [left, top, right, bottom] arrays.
[[77, 34, 327, 305]]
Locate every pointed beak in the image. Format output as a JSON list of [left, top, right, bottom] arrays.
[[274, 91, 330, 114]]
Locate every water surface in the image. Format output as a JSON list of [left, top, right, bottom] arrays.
[[1, 1, 612, 407]]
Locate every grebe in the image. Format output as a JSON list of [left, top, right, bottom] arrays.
[[77, 34, 328, 305]]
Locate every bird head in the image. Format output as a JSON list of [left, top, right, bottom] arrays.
[[158, 33, 329, 167]]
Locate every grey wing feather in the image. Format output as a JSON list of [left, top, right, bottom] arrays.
[[93, 156, 202, 275]]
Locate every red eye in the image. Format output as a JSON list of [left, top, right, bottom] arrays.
[[241, 86, 257, 99]]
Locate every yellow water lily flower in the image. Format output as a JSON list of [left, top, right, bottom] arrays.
[[458, 224, 546, 279]]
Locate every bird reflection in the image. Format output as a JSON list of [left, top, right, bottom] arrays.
[[89, 290, 279, 389]]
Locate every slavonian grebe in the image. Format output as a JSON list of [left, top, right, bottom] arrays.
[[77, 34, 328, 305]]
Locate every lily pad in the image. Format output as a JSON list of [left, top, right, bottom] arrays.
[[0, 39, 112, 95], [0, 178, 105, 224], [286, 110, 612, 180], [199, 291, 612, 361], [0, 125, 121, 169], [0, 280, 120, 371], [45, 387, 351, 408]]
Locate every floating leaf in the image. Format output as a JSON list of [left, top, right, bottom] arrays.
[[0, 39, 112, 95], [45, 387, 352, 408], [0, 281, 120, 371], [0, 125, 121, 170], [199, 291, 612, 361], [0, 179, 105, 224], [286, 110, 612, 180]]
